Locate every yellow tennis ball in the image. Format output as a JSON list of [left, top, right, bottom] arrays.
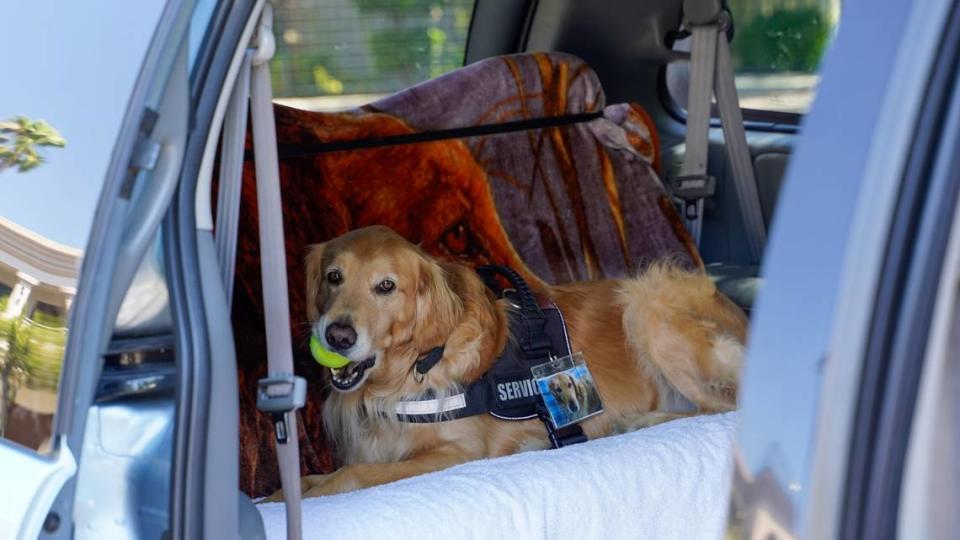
[[309, 335, 351, 368]]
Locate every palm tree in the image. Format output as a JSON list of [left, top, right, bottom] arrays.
[[0, 317, 32, 437], [0, 116, 66, 173]]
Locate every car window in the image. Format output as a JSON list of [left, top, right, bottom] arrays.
[[0, 1, 166, 452], [270, 0, 476, 111], [666, 0, 840, 118]]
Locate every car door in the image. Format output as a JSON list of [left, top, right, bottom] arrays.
[[0, 1, 202, 537], [726, 0, 954, 537]]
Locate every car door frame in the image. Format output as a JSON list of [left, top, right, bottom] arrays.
[[837, 0, 960, 536], [164, 0, 258, 538]]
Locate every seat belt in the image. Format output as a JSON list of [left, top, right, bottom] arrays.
[[673, 4, 718, 248], [248, 5, 306, 540], [713, 17, 767, 263], [675, 0, 767, 264]]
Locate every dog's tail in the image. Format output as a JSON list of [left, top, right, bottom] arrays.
[[618, 262, 748, 413]]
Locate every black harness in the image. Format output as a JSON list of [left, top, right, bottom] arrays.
[[396, 265, 587, 448]]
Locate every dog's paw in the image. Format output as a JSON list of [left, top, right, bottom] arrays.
[[615, 411, 692, 433], [260, 474, 335, 503], [302, 470, 360, 498]]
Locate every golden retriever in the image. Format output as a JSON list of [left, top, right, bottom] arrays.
[[278, 225, 747, 499]]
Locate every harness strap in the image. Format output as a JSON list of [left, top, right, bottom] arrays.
[[476, 265, 552, 358], [415, 265, 549, 380], [414, 346, 445, 376]]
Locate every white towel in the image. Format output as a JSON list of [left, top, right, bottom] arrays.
[[257, 412, 736, 540]]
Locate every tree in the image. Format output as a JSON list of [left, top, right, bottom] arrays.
[[0, 116, 67, 173], [730, 7, 831, 74], [0, 317, 32, 438], [354, 0, 470, 87]]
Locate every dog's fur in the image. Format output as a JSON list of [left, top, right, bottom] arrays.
[[277, 226, 747, 499]]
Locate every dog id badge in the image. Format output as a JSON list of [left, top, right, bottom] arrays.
[[531, 353, 603, 429]]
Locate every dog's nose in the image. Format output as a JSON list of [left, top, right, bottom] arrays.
[[325, 322, 357, 351]]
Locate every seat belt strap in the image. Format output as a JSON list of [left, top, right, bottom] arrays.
[[679, 0, 768, 264], [215, 49, 252, 308], [249, 5, 305, 540], [676, 21, 718, 247], [713, 27, 767, 263]]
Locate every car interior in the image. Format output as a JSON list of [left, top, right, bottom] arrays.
[[48, 0, 836, 537], [231, 0, 822, 523]]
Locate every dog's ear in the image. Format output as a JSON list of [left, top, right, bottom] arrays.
[[575, 378, 586, 403], [305, 243, 328, 321], [415, 256, 464, 346]]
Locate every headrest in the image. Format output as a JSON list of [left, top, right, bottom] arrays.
[[366, 52, 606, 131]]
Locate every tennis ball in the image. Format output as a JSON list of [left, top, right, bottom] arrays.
[[309, 335, 351, 368]]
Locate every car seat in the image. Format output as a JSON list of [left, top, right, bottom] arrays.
[[225, 52, 700, 497]]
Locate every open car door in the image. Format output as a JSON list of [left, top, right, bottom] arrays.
[[0, 1, 193, 537]]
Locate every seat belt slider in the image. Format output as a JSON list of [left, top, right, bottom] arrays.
[[257, 375, 307, 444], [670, 173, 716, 201], [670, 174, 715, 221]]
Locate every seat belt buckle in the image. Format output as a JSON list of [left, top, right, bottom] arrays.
[[257, 375, 307, 444], [670, 173, 716, 220]]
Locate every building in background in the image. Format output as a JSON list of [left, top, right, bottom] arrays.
[[0, 216, 77, 448], [0, 216, 78, 323]]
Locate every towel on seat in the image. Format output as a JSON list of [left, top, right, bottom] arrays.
[[257, 413, 736, 540]]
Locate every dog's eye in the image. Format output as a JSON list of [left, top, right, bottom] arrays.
[[376, 279, 396, 295], [327, 270, 342, 285]]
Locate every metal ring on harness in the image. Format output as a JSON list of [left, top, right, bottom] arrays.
[[500, 288, 521, 309]]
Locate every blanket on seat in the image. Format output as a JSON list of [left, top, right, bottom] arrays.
[[256, 413, 736, 540], [231, 52, 699, 497]]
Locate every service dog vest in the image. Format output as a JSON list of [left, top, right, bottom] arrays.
[[393, 265, 572, 423]]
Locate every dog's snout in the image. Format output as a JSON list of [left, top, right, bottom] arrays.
[[325, 322, 357, 351]]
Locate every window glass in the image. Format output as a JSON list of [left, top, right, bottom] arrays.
[[667, 0, 840, 117], [0, 1, 166, 452], [270, 0, 475, 111], [728, 0, 840, 113]]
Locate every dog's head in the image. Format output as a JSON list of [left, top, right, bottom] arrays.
[[305, 226, 475, 393], [548, 372, 581, 414]]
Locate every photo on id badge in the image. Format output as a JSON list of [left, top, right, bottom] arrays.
[[534, 353, 603, 429]]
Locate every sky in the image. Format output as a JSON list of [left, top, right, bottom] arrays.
[[0, 1, 167, 249]]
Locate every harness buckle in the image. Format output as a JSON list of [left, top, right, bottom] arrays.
[[500, 288, 521, 309], [521, 332, 553, 361], [537, 408, 588, 449], [257, 374, 307, 444]]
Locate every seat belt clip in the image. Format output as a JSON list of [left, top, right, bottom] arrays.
[[670, 173, 717, 200], [670, 173, 716, 220], [257, 375, 307, 444]]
